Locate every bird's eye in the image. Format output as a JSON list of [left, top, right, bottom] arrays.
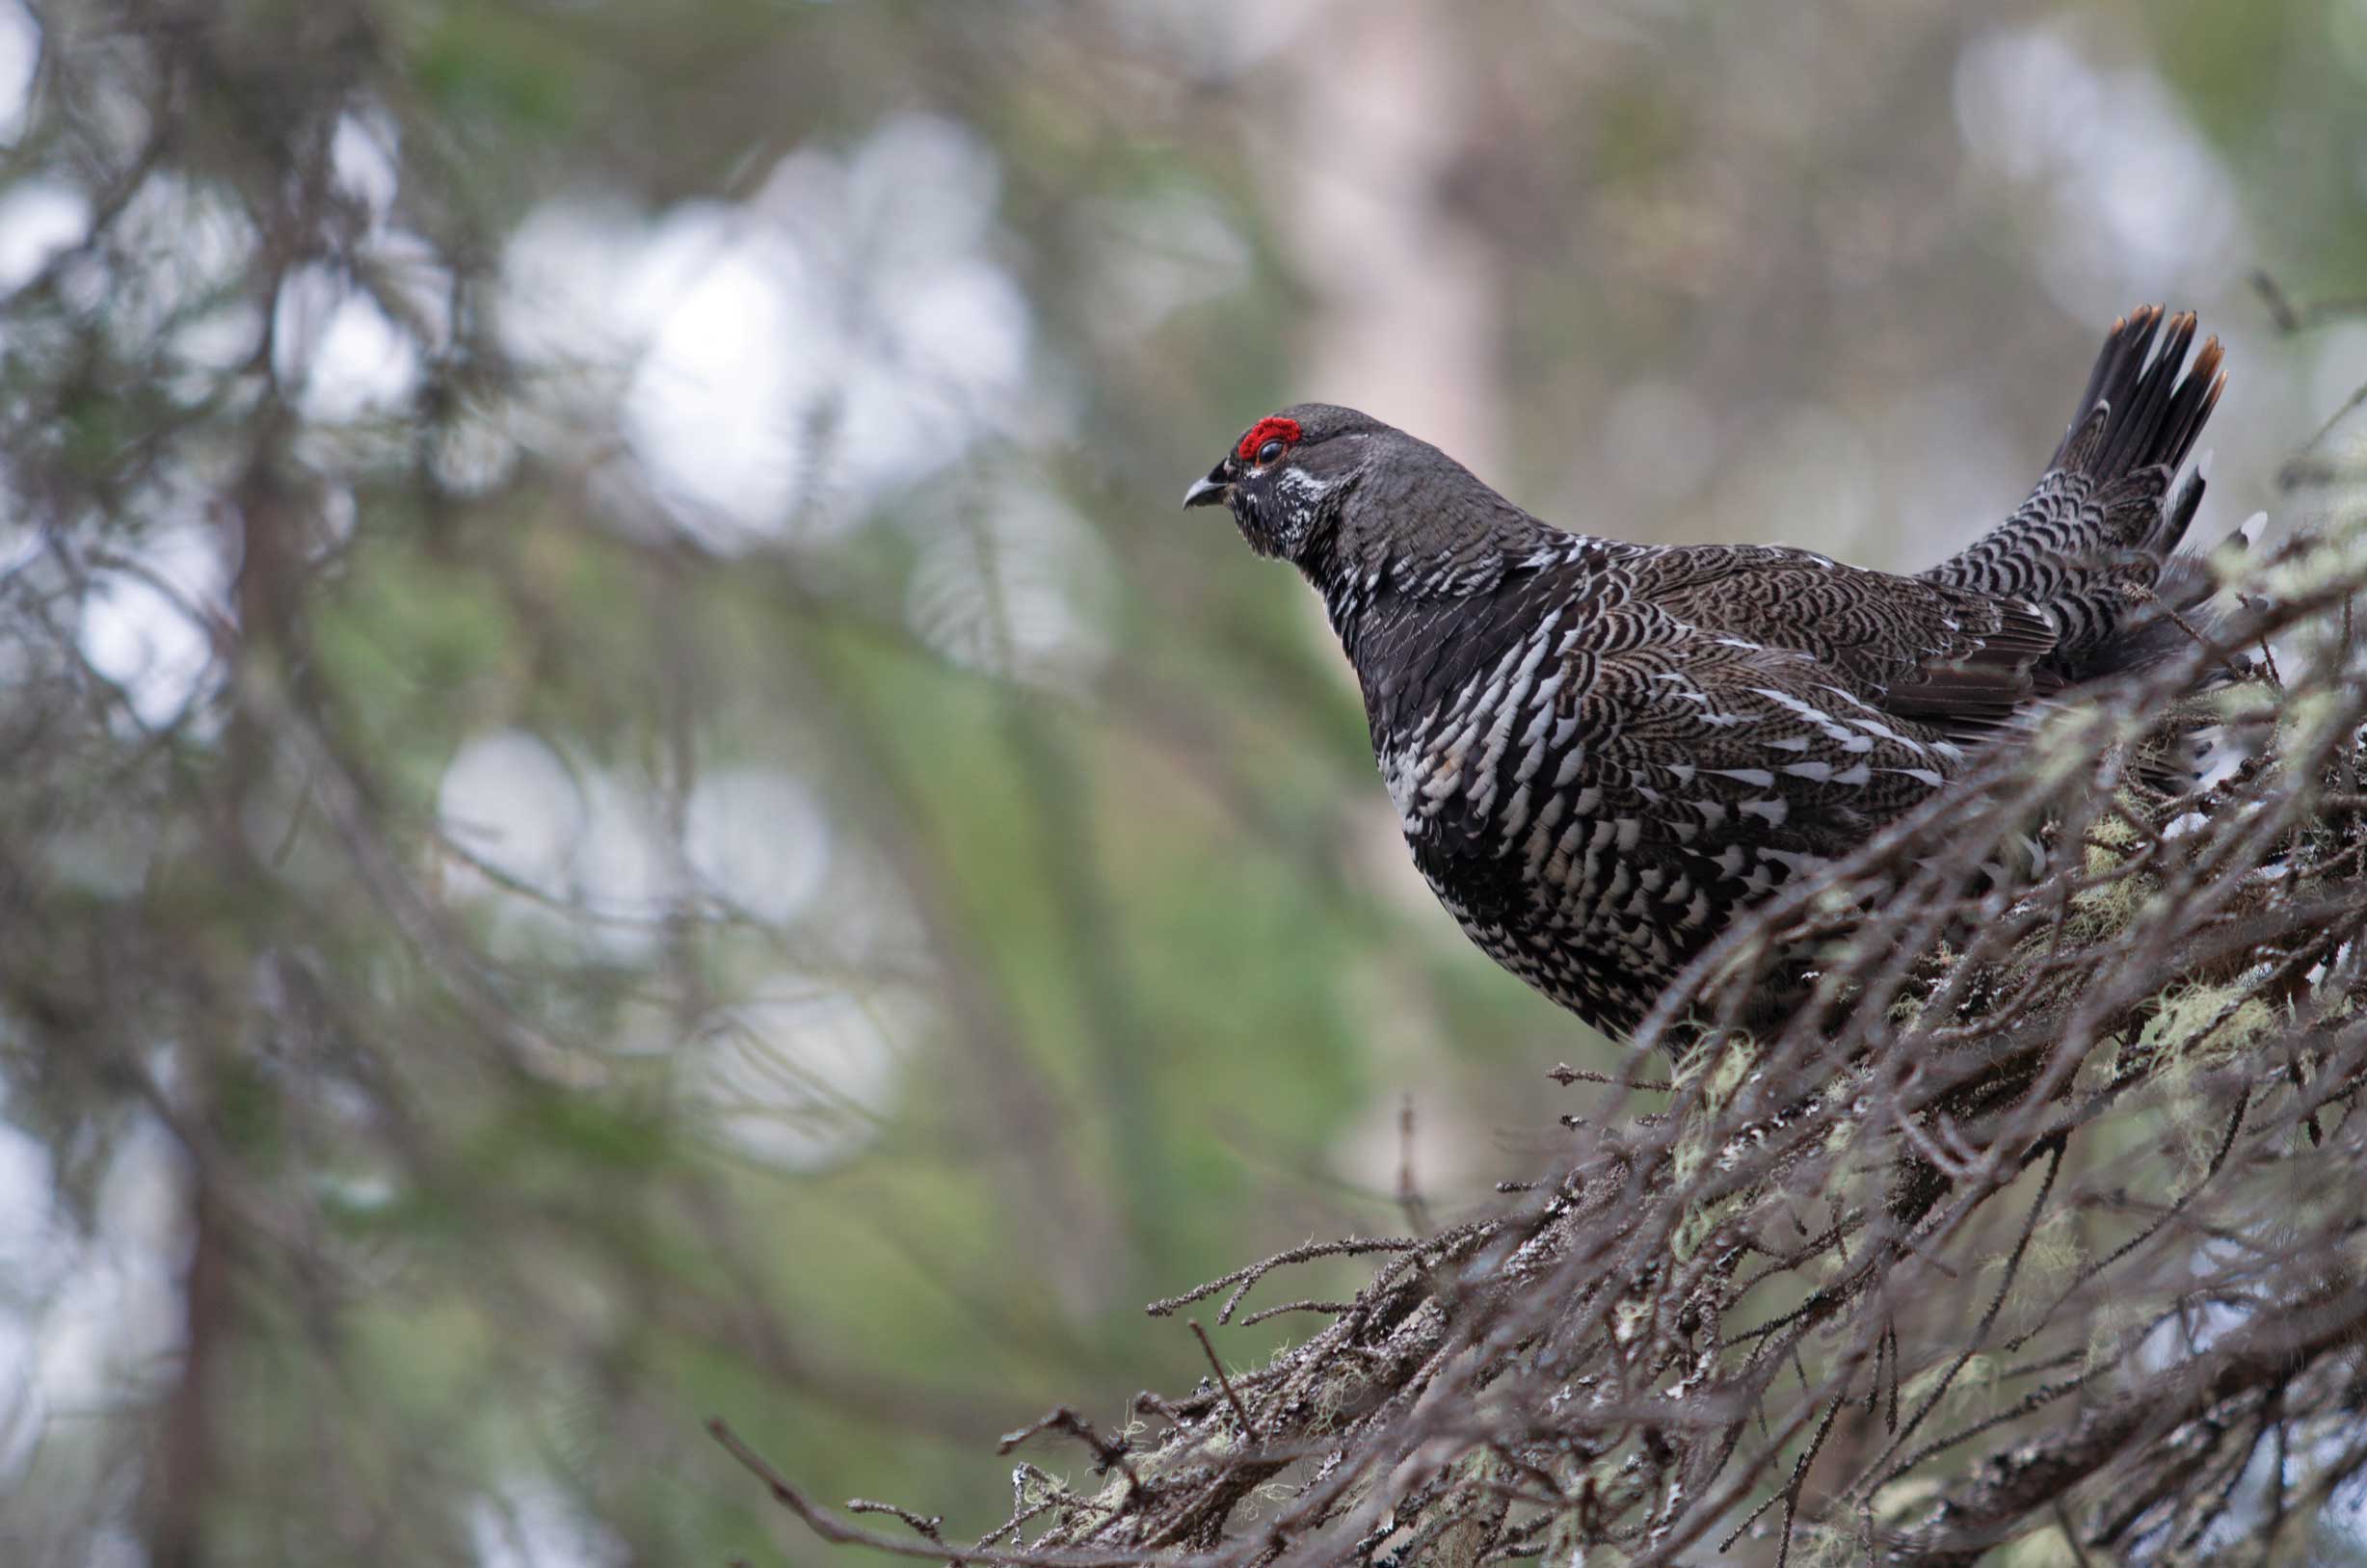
[[1236, 414, 1303, 465]]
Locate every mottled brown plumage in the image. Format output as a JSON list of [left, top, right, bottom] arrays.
[[1184, 307, 2231, 1038]]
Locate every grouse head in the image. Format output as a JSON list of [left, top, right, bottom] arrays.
[[1184, 404, 1561, 614], [1181, 403, 1390, 562]]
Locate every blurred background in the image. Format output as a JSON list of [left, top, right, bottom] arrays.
[[1, 0, 2363, 1561]]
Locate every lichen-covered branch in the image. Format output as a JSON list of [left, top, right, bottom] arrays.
[[720, 517, 2367, 1564]]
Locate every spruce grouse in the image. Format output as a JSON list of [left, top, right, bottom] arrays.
[[1184, 307, 2228, 1040]]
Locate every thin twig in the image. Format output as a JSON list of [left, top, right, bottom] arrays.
[[1187, 1319, 1261, 1446]]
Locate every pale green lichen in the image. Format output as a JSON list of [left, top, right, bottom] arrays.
[[1998, 1522, 2091, 1567], [1671, 1182, 1749, 1262], [1790, 1523, 1870, 1567], [1898, 1350, 2001, 1422], [2001, 1209, 2088, 1341], [2084, 1295, 2155, 1380], [2138, 980, 2280, 1065], [2248, 515, 2367, 603]]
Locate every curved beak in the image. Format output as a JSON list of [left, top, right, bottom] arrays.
[[1182, 463, 1232, 509]]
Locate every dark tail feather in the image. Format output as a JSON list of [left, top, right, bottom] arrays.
[[2045, 309, 2224, 571], [2052, 306, 2226, 497], [2069, 311, 2238, 681], [2076, 550, 2225, 679], [1920, 309, 2247, 798], [2080, 508, 2260, 681], [1923, 306, 2231, 683]]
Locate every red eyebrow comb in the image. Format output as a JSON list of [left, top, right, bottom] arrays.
[[1237, 416, 1303, 463]]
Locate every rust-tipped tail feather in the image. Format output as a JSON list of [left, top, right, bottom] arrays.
[[1923, 305, 2232, 683]]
